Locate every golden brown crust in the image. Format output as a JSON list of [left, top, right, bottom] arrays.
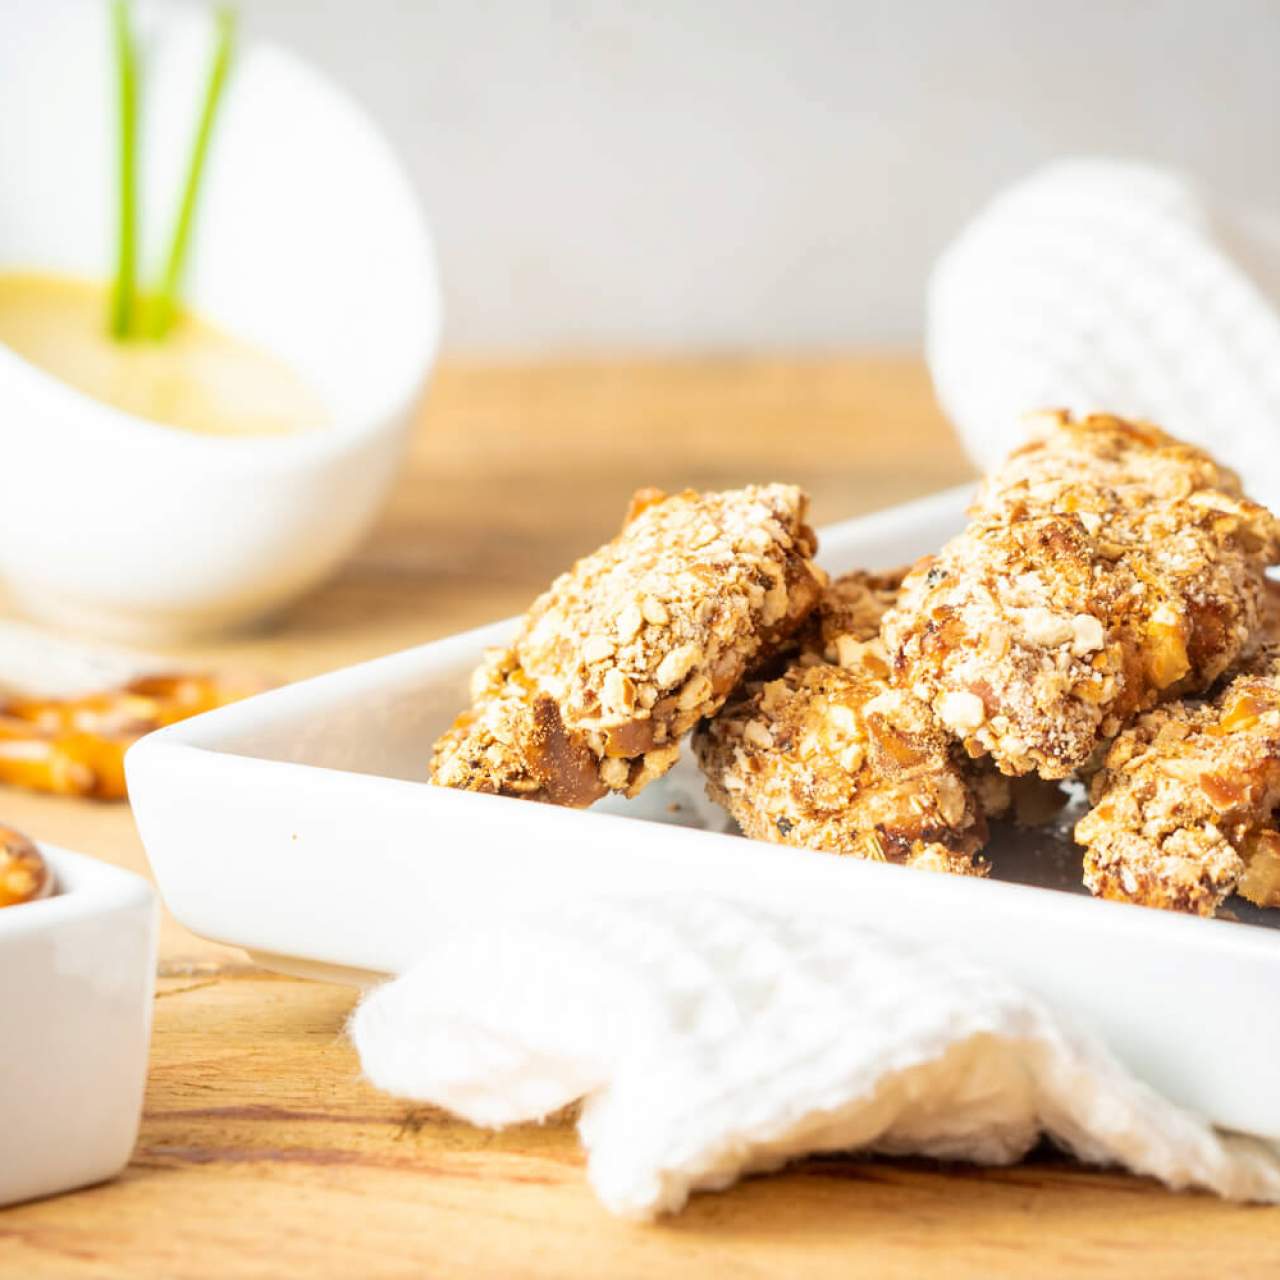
[[1262, 576, 1280, 645], [1076, 647, 1280, 915], [0, 673, 257, 800], [0, 825, 52, 908], [431, 484, 825, 805], [694, 570, 989, 874], [795, 568, 906, 671], [883, 412, 1280, 779], [430, 648, 607, 806]]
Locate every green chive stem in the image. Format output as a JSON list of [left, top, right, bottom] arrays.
[[146, 6, 235, 340], [109, 0, 139, 340]]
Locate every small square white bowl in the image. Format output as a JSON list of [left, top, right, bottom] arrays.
[[126, 487, 1280, 1141], [0, 845, 156, 1207]]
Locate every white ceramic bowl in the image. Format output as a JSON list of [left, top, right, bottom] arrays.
[[0, 845, 157, 1207], [0, 1, 440, 640]]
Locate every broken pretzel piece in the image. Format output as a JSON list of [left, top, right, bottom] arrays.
[[0, 673, 257, 800]]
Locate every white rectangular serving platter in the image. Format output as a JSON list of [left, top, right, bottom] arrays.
[[127, 485, 1280, 1141]]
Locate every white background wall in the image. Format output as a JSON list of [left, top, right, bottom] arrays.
[[239, 0, 1280, 352]]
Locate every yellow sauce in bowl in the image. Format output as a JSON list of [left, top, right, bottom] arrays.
[[0, 272, 328, 437]]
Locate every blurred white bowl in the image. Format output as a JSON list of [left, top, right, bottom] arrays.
[[0, 1, 440, 640], [0, 845, 156, 1207]]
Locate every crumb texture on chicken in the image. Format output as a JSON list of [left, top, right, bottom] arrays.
[[695, 570, 989, 874], [431, 484, 824, 805], [796, 568, 905, 669], [883, 412, 1280, 780], [429, 647, 605, 805], [1076, 647, 1280, 916]]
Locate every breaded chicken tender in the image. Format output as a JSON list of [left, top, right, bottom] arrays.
[[1263, 577, 1280, 644], [796, 568, 906, 672], [883, 412, 1280, 779], [1076, 648, 1280, 916], [432, 484, 825, 805], [694, 570, 991, 874]]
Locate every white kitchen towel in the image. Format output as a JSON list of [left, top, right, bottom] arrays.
[[928, 157, 1280, 513], [350, 894, 1280, 1219], [0, 620, 158, 700]]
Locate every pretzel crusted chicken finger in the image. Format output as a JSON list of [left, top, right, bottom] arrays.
[[1076, 649, 1280, 916], [432, 484, 824, 806], [694, 571, 990, 874], [883, 413, 1280, 779]]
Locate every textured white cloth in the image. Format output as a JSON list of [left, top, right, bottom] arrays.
[[350, 895, 1280, 1219], [928, 157, 1280, 512], [0, 620, 158, 699]]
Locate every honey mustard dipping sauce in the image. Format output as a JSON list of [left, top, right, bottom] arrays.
[[0, 272, 328, 437]]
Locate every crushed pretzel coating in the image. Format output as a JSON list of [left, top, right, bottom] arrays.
[[795, 569, 905, 671], [432, 485, 825, 805], [695, 570, 989, 873], [1076, 646, 1280, 916], [793, 569, 1062, 828], [428, 647, 607, 805], [1262, 576, 1280, 645], [883, 412, 1280, 779]]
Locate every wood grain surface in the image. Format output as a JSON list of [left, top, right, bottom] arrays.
[[2, 358, 1278, 1278]]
